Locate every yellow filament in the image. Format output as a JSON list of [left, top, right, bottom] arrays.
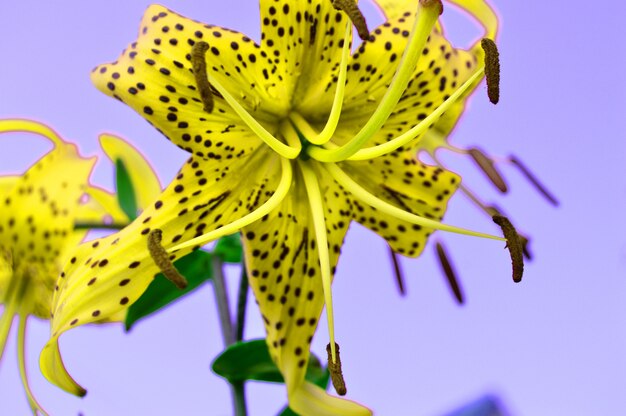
[[294, 22, 352, 146], [168, 157, 293, 252], [326, 163, 504, 241], [208, 76, 300, 159], [307, 2, 441, 162], [0, 119, 64, 146], [348, 68, 485, 160], [298, 162, 337, 363], [279, 120, 304, 150], [289, 112, 320, 143], [18, 315, 49, 416]]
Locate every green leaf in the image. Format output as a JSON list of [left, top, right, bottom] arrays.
[[115, 158, 138, 220], [125, 250, 213, 330], [213, 233, 243, 263], [212, 339, 327, 385]]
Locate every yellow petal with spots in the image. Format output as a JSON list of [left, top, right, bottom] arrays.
[[0, 142, 95, 268], [258, 0, 351, 112], [91, 4, 280, 160], [241, 161, 359, 413], [0, 176, 18, 195], [341, 150, 459, 256], [42, 148, 284, 395], [99, 134, 161, 210], [301, 6, 478, 155]]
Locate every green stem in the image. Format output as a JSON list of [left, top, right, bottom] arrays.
[[211, 255, 247, 416], [73, 222, 129, 230], [235, 265, 249, 342]]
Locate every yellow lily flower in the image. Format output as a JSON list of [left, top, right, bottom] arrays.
[[0, 119, 159, 414], [43, 1, 507, 414]]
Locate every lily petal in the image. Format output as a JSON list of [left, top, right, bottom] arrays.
[[91, 4, 283, 155], [342, 150, 459, 256], [258, 0, 352, 112], [99, 133, 161, 210], [242, 161, 355, 411], [290, 381, 371, 416], [42, 148, 283, 395]]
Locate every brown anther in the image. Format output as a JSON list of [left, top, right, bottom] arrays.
[[509, 155, 559, 207], [421, 0, 444, 15], [191, 41, 215, 113], [486, 205, 532, 261], [468, 147, 508, 193], [331, 0, 371, 41], [481, 38, 500, 104], [147, 229, 188, 289], [326, 342, 347, 396], [388, 246, 406, 296], [492, 216, 524, 283], [434, 241, 464, 305]]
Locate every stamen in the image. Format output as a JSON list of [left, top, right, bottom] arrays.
[[17, 315, 49, 415], [331, 0, 370, 40], [509, 155, 559, 206], [468, 147, 508, 193], [487, 205, 533, 261], [326, 342, 347, 395], [326, 163, 505, 241], [309, 0, 443, 162], [148, 229, 188, 289], [168, 157, 293, 252], [206, 69, 300, 159], [191, 42, 215, 113], [299, 162, 338, 364], [347, 68, 485, 161], [435, 241, 464, 304], [0, 119, 64, 146], [492, 215, 524, 283], [389, 247, 406, 296], [481, 38, 500, 104]]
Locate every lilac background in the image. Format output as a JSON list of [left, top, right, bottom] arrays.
[[1, 0, 625, 415]]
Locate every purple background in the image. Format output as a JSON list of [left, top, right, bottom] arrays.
[[1, 0, 625, 414]]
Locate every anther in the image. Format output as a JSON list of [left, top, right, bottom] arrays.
[[148, 229, 188, 289], [191, 41, 215, 113], [326, 342, 347, 395], [481, 38, 500, 104], [486, 205, 532, 261], [509, 155, 559, 206], [468, 147, 508, 193], [435, 241, 464, 304], [331, 0, 371, 41], [388, 247, 406, 296], [492, 216, 524, 283], [421, 0, 444, 15]]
